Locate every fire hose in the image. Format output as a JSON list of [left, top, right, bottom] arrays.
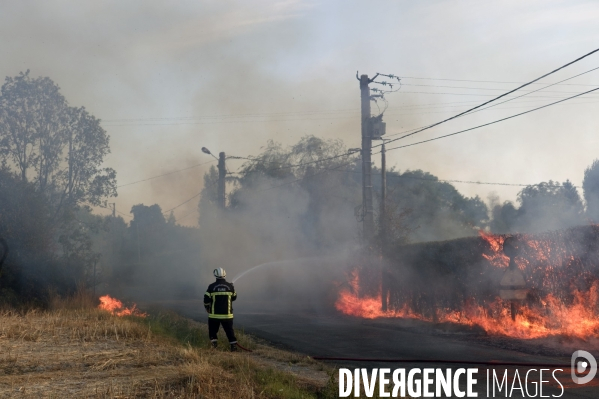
[[236, 343, 253, 352], [310, 356, 572, 368]]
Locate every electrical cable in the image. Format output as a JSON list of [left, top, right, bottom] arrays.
[[161, 179, 219, 216], [173, 208, 198, 223], [384, 97, 599, 138], [242, 159, 358, 193], [116, 210, 133, 218], [102, 92, 599, 128], [117, 160, 216, 188], [381, 86, 599, 152], [321, 167, 580, 188], [376, 46, 599, 146], [398, 75, 599, 86], [462, 65, 599, 117], [230, 153, 358, 172]]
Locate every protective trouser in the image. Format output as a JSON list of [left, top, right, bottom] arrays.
[[208, 318, 237, 345]]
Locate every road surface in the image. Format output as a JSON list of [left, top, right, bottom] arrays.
[[153, 299, 599, 398]]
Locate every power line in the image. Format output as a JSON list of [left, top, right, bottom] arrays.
[[117, 159, 217, 188], [384, 173, 580, 188], [243, 159, 358, 193], [401, 82, 599, 90], [223, 84, 596, 177], [308, 164, 580, 188], [116, 210, 133, 218], [378, 47, 599, 147], [381, 86, 599, 152], [398, 75, 599, 86], [160, 179, 220, 216], [460, 65, 599, 117], [112, 162, 580, 223], [161, 192, 201, 214], [174, 208, 198, 223], [231, 153, 358, 172], [102, 94, 599, 128]]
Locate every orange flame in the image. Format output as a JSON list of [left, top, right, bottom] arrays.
[[336, 229, 599, 340], [98, 295, 147, 317], [336, 277, 599, 339], [479, 230, 510, 268]]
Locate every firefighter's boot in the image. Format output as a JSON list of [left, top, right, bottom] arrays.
[[230, 343, 237, 352]]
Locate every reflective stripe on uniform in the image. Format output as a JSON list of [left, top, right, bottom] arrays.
[[209, 292, 234, 317], [208, 313, 234, 319]]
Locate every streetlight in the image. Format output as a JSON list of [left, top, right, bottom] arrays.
[[201, 147, 219, 161]]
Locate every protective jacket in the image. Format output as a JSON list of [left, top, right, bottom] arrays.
[[204, 278, 237, 319]]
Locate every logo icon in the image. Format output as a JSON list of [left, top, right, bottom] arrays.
[[571, 350, 597, 384]]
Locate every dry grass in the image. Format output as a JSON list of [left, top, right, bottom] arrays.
[[0, 301, 333, 398]]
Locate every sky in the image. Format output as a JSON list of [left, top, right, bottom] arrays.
[[1, 0, 598, 226]]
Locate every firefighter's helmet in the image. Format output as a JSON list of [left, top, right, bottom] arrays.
[[214, 268, 226, 278]]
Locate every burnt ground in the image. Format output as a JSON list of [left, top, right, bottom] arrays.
[[144, 299, 599, 399]]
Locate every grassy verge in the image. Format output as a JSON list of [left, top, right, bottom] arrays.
[[133, 309, 336, 398], [0, 294, 409, 398], [0, 294, 338, 398]]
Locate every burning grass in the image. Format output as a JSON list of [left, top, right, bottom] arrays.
[[0, 296, 336, 398], [336, 225, 599, 342]]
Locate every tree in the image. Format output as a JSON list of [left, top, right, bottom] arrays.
[[130, 204, 166, 260], [515, 180, 584, 232], [490, 201, 518, 234], [383, 169, 489, 242], [0, 168, 82, 303], [0, 71, 117, 296], [0, 71, 116, 216], [583, 159, 599, 222]]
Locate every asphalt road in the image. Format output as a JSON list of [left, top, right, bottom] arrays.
[[154, 299, 599, 398]]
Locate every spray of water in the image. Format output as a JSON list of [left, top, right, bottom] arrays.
[[232, 256, 342, 284]]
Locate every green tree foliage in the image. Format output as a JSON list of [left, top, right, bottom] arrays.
[[382, 170, 489, 242], [0, 169, 83, 303], [490, 200, 518, 234], [197, 136, 360, 277], [197, 136, 491, 280], [95, 204, 201, 297], [130, 204, 167, 259], [228, 136, 361, 250], [583, 159, 599, 222], [0, 71, 117, 301], [0, 71, 116, 214], [514, 180, 584, 233]]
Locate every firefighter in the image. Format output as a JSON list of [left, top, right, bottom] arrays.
[[203, 268, 238, 351]]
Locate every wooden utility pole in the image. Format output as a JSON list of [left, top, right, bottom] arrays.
[[217, 152, 226, 209], [360, 74, 375, 243], [380, 142, 388, 311], [380, 142, 386, 237]]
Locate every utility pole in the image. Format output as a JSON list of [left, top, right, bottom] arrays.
[[359, 74, 377, 243], [380, 142, 386, 238], [110, 203, 116, 218], [217, 152, 226, 209], [380, 141, 388, 311], [201, 147, 226, 210]]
